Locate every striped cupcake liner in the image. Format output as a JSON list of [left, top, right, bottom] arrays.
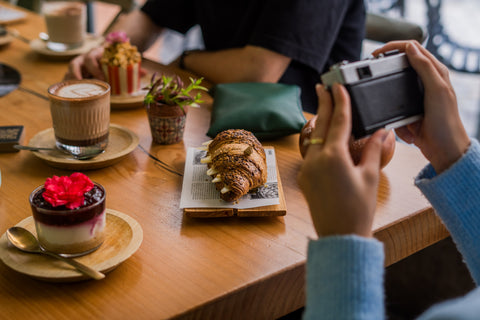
[[102, 62, 141, 96]]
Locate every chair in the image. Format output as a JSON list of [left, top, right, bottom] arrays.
[[425, 0, 480, 74], [365, 12, 427, 44]]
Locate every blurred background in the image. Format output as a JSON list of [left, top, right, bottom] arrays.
[[366, 0, 480, 140], [15, 0, 480, 140]]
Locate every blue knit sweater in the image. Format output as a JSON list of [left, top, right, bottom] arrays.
[[304, 139, 480, 320]]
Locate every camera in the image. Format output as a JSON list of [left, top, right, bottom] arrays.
[[321, 50, 424, 139]]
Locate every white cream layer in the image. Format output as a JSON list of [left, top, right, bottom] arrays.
[[35, 210, 106, 245]]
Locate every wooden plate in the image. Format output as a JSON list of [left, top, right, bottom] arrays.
[[27, 124, 139, 170], [110, 74, 151, 110], [0, 209, 143, 282], [110, 91, 146, 109], [30, 34, 103, 59]]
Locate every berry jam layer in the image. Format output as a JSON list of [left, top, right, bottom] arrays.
[[31, 185, 105, 226]]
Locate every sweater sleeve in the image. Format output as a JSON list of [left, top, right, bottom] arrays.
[[304, 235, 385, 320], [415, 139, 480, 285]]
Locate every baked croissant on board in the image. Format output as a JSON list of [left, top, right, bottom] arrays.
[[201, 129, 267, 202]]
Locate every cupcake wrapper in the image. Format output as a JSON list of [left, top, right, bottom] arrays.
[[102, 62, 140, 96]]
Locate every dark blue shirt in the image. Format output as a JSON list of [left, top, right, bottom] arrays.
[[141, 0, 366, 113]]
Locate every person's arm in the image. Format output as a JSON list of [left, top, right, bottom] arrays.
[[300, 40, 474, 320], [110, 10, 163, 52], [65, 10, 163, 80], [298, 83, 389, 319], [178, 45, 291, 83], [415, 140, 480, 284], [305, 235, 385, 320], [374, 41, 480, 285]]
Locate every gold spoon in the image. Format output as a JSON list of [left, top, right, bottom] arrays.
[[6, 226, 105, 280]]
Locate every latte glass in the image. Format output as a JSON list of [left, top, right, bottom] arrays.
[[48, 79, 110, 159], [43, 1, 86, 52]]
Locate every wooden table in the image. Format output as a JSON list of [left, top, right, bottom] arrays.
[[0, 3, 449, 319]]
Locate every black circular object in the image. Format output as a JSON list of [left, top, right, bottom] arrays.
[[0, 63, 21, 97]]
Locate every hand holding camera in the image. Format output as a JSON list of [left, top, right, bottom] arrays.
[[298, 40, 470, 239], [373, 41, 470, 173], [321, 49, 424, 140]]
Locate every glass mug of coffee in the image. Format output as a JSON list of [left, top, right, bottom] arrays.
[[48, 79, 110, 159], [42, 1, 86, 52]]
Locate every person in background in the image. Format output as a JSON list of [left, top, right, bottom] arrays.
[[65, 0, 366, 113], [298, 40, 479, 319]]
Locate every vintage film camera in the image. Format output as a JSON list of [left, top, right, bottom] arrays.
[[321, 50, 424, 139]]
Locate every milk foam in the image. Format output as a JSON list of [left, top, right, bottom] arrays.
[[57, 83, 106, 98]]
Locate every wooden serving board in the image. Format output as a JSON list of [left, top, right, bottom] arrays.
[[184, 148, 287, 218]]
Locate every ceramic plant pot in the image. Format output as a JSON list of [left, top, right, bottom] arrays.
[[145, 102, 187, 144]]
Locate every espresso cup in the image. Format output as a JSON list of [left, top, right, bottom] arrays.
[[48, 79, 110, 158], [42, 1, 86, 52]]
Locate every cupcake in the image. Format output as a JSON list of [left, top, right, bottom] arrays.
[[29, 173, 106, 257], [100, 31, 141, 96]]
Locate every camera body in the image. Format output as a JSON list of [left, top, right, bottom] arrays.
[[321, 51, 424, 139]]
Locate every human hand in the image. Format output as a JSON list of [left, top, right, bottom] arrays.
[[298, 84, 389, 238], [64, 47, 105, 80], [373, 41, 470, 173]]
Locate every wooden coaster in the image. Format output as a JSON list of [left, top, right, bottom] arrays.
[[110, 73, 151, 110], [0, 209, 143, 282], [27, 124, 139, 170]]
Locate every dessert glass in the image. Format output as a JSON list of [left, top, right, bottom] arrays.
[[48, 79, 110, 159], [29, 182, 106, 257]]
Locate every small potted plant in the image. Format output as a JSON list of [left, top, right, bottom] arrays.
[[144, 74, 207, 144]]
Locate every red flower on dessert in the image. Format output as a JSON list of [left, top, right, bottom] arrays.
[[42, 173, 94, 209], [105, 31, 129, 44]]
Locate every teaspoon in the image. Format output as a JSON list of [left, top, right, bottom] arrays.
[[13, 145, 102, 160], [6, 226, 105, 280], [39, 32, 49, 42], [14, 145, 57, 152]]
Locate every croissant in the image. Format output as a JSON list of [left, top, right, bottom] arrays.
[[201, 129, 267, 202]]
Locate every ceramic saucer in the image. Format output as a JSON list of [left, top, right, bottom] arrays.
[[0, 209, 143, 282], [30, 34, 103, 59], [26, 124, 139, 170], [110, 73, 152, 110], [0, 5, 26, 25], [110, 89, 148, 109]]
